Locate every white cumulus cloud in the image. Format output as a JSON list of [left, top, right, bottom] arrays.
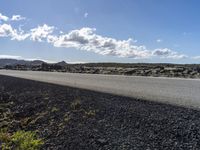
[[30, 24, 54, 42], [0, 24, 29, 41], [0, 13, 9, 21], [0, 13, 26, 22], [152, 48, 173, 56], [152, 48, 187, 59], [11, 15, 26, 21], [47, 27, 151, 58], [47, 27, 186, 59]]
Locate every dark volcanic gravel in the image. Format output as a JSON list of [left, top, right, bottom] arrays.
[[1, 75, 200, 150]]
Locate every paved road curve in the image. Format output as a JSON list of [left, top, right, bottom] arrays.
[[0, 70, 200, 108]]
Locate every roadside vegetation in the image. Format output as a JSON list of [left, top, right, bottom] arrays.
[[0, 129, 43, 150]]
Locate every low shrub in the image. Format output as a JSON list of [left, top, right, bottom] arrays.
[[70, 99, 81, 110], [0, 129, 44, 150], [84, 110, 96, 117]]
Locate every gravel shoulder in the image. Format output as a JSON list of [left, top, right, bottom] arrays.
[[1, 75, 200, 150]]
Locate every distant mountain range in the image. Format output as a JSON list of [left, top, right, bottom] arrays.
[[0, 59, 68, 67]]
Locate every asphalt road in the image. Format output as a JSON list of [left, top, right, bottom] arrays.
[[0, 70, 200, 108]]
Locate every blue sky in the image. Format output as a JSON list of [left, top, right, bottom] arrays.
[[0, 0, 200, 63]]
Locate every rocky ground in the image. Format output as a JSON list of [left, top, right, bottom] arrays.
[[64, 64, 200, 78], [1, 75, 200, 149], [2, 60, 200, 78]]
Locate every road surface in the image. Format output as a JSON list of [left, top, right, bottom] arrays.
[[0, 70, 200, 108]]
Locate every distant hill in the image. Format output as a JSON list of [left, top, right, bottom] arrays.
[[0, 59, 45, 67], [56, 61, 68, 66]]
